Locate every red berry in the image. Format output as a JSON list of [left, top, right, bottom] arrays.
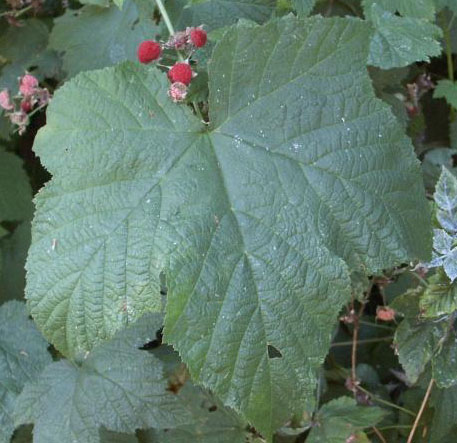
[[168, 82, 188, 102], [190, 28, 207, 48], [168, 62, 193, 86], [20, 100, 32, 113], [137, 40, 162, 64]]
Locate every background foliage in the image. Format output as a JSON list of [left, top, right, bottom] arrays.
[[1, 0, 457, 442]]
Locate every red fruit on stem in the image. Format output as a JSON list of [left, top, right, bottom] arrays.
[[168, 82, 188, 102], [376, 306, 396, 322], [20, 100, 32, 113], [137, 40, 162, 64], [190, 27, 207, 48], [168, 62, 193, 86]]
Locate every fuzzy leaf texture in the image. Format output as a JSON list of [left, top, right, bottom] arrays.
[[14, 314, 190, 443], [366, 4, 443, 69], [0, 301, 51, 443], [26, 16, 431, 438]]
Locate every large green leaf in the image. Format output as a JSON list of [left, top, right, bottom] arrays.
[[0, 148, 33, 222], [306, 396, 386, 442], [0, 301, 51, 443], [366, 4, 442, 69], [26, 16, 431, 438], [167, 0, 276, 32], [430, 384, 457, 442], [49, 1, 158, 78], [14, 314, 190, 443]]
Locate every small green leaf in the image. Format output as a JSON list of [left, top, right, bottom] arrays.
[[367, 4, 443, 69], [434, 79, 457, 110], [292, 0, 316, 15], [0, 148, 33, 223], [14, 314, 190, 443], [419, 270, 457, 317], [0, 301, 51, 443], [307, 397, 387, 442], [49, 1, 158, 78]]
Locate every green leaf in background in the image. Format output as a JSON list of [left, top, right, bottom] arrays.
[[79, 0, 110, 7], [26, 16, 431, 438], [167, 0, 276, 32], [306, 396, 386, 442], [0, 148, 33, 222], [140, 383, 249, 442], [419, 269, 457, 316], [366, 4, 442, 69], [430, 384, 457, 442], [49, 1, 158, 78], [422, 148, 457, 191], [434, 79, 457, 110], [14, 314, 190, 443], [363, 0, 436, 20], [292, 0, 316, 16], [0, 19, 61, 91], [0, 221, 31, 303], [0, 301, 51, 443]]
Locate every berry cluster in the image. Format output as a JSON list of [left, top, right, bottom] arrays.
[[0, 74, 51, 134], [137, 26, 207, 103]]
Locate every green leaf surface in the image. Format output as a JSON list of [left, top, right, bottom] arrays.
[[363, 0, 436, 20], [367, 4, 443, 69], [0, 221, 31, 303], [430, 384, 457, 442], [306, 396, 386, 442], [0, 148, 33, 223], [27, 16, 431, 437], [434, 79, 457, 110], [140, 383, 249, 442], [14, 314, 189, 443], [0, 19, 61, 91], [80, 0, 110, 7], [0, 301, 51, 443], [49, 1, 158, 78], [419, 269, 457, 317], [292, 0, 316, 16], [435, 0, 457, 14], [167, 0, 276, 32]]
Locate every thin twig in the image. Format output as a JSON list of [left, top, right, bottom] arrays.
[[356, 385, 416, 417], [406, 378, 434, 443], [331, 336, 394, 347], [0, 3, 33, 18], [372, 426, 387, 443], [351, 300, 366, 390]]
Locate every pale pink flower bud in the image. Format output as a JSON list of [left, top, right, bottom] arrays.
[[19, 74, 39, 97], [0, 89, 13, 111], [168, 82, 188, 102]]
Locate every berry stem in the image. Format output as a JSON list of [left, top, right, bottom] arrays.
[[155, 0, 175, 37], [155, 0, 184, 62]]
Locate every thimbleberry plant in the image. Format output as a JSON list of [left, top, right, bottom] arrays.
[[2, 0, 457, 442]]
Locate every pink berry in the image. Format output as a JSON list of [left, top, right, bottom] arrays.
[[137, 40, 162, 64], [0, 89, 13, 111], [168, 62, 193, 86], [19, 74, 39, 97], [376, 306, 396, 322], [190, 27, 207, 48], [168, 82, 188, 102]]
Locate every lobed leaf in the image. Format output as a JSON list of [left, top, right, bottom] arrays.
[[14, 314, 190, 443], [27, 16, 431, 437]]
